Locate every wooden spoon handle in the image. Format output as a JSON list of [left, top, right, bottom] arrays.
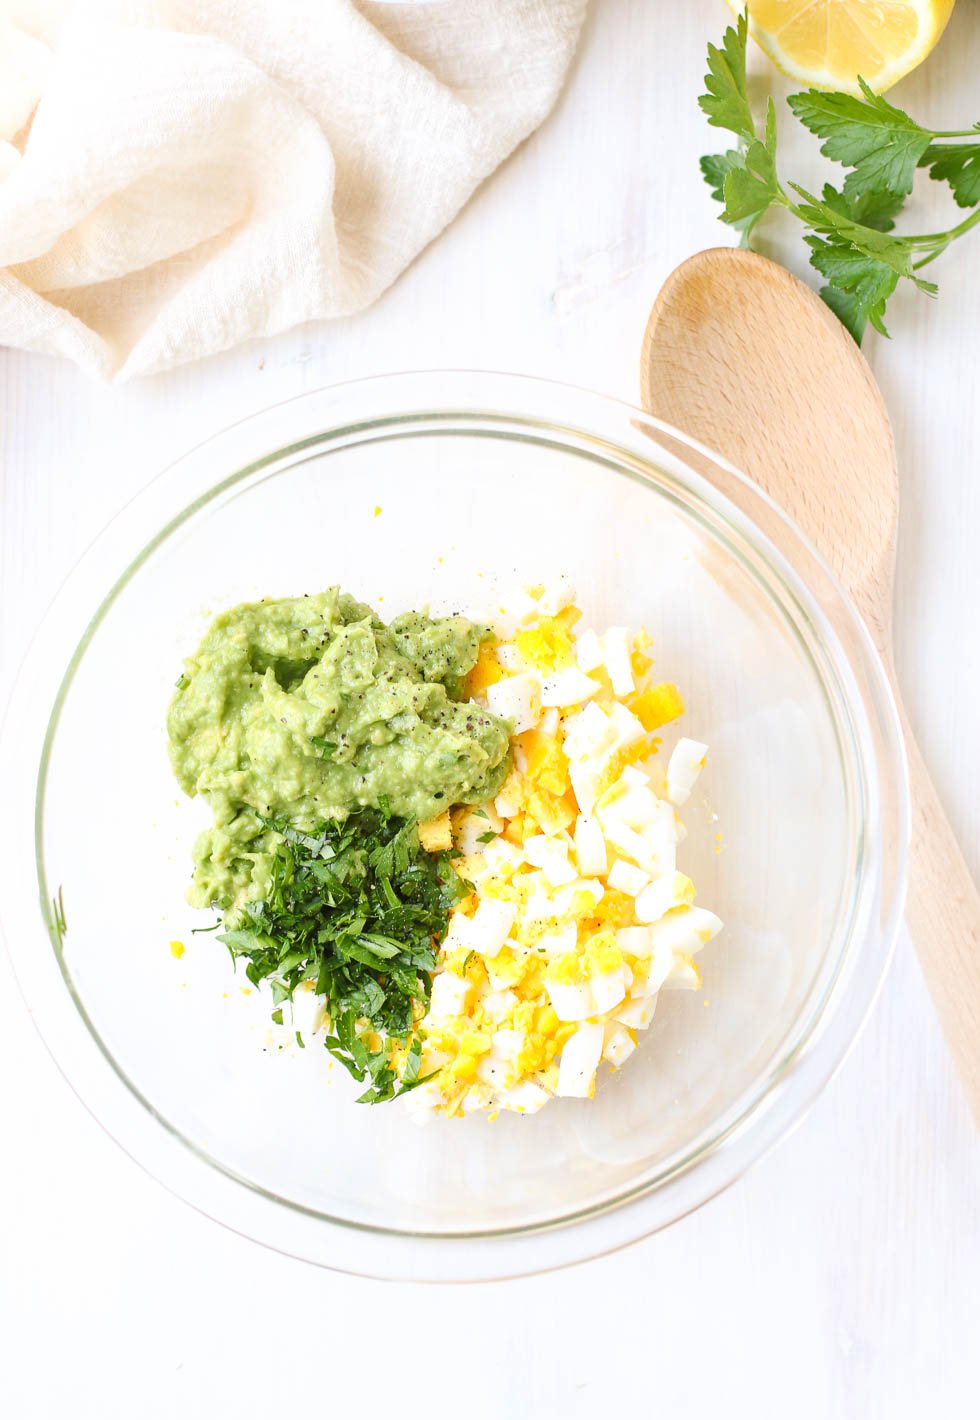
[[897, 694, 980, 1123]]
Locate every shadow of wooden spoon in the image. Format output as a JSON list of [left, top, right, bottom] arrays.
[[641, 246, 979, 1124]]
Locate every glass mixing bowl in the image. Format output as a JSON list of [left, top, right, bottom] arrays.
[[0, 372, 907, 1280]]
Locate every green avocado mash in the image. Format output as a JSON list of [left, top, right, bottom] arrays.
[[168, 588, 510, 911]]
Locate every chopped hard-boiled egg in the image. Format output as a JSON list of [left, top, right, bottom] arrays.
[[290, 980, 327, 1039], [418, 811, 453, 852], [666, 737, 708, 806], [557, 1022, 605, 1098], [402, 581, 722, 1120], [428, 969, 473, 1021], [486, 673, 541, 734], [540, 666, 602, 708], [603, 1022, 636, 1068]]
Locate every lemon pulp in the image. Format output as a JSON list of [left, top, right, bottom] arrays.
[[728, 0, 957, 94]]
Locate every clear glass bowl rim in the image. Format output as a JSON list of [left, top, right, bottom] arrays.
[[0, 371, 909, 1282]]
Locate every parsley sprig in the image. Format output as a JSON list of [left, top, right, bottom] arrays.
[[217, 808, 470, 1103], [700, 12, 980, 342]]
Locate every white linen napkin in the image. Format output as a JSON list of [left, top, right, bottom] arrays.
[[0, 0, 587, 379]]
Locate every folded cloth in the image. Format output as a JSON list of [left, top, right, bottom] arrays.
[[0, 0, 587, 379]]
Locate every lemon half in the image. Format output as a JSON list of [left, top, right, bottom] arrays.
[[727, 0, 957, 94]]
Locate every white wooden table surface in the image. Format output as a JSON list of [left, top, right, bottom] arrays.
[[2, 3, 977, 1416]]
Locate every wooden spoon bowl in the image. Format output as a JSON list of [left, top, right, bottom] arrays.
[[641, 247, 980, 1122]]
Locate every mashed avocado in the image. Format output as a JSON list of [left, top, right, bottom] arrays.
[[168, 588, 510, 910]]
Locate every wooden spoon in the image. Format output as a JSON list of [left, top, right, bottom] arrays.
[[640, 246, 980, 1124]]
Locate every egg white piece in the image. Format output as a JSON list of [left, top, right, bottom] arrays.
[[290, 983, 326, 1038], [556, 1022, 605, 1098], [568, 760, 604, 816], [540, 666, 602, 708], [573, 813, 608, 877], [457, 898, 518, 955], [601, 627, 635, 697], [455, 807, 503, 856], [647, 905, 723, 954], [606, 858, 651, 897], [428, 970, 473, 1021], [590, 965, 632, 1015], [602, 1022, 636, 1068], [615, 924, 654, 956], [666, 737, 708, 806], [486, 672, 541, 734], [575, 628, 604, 673], [523, 881, 578, 922], [662, 957, 702, 991], [537, 576, 577, 616], [634, 871, 694, 924], [604, 783, 662, 831], [403, 1079, 446, 1119], [613, 992, 660, 1030], [497, 1080, 550, 1114], [630, 942, 676, 996], [598, 816, 661, 875], [607, 701, 645, 749], [523, 833, 578, 887], [546, 977, 596, 1022], [563, 702, 616, 760], [482, 988, 519, 1022], [637, 803, 680, 878], [485, 952, 528, 993], [494, 781, 522, 819], [533, 922, 579, 958], [539, 706, 561, 736], [542, 854, 579, 890], [481, 837, 524, 877], [461, 1085, 495, 1113], [477, 1028, 524, 1088], [494, 643, 524, 670]]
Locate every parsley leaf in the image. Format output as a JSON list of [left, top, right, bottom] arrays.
[[700, 149, 740, 206], [722, 131, 779, 229], [920, 139, 980, 209], [217, 809, 468, 1103], [698, 11, 755, 145], [806, 243, 901, 342], [787, 81, 933, 199], [791, 185, 938, 291], [818, 182, 906, 234], [801, 184, 912, 341], [700, 17, 781, 246]]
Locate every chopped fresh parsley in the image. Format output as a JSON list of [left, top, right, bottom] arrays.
[[700, 11, 980, 342], [217, 808, 470, 1103]]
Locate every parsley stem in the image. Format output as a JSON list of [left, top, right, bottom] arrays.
[[908, 205, 980, 250], [774, 188, 811, 226], [912, 248, 945, 272]]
